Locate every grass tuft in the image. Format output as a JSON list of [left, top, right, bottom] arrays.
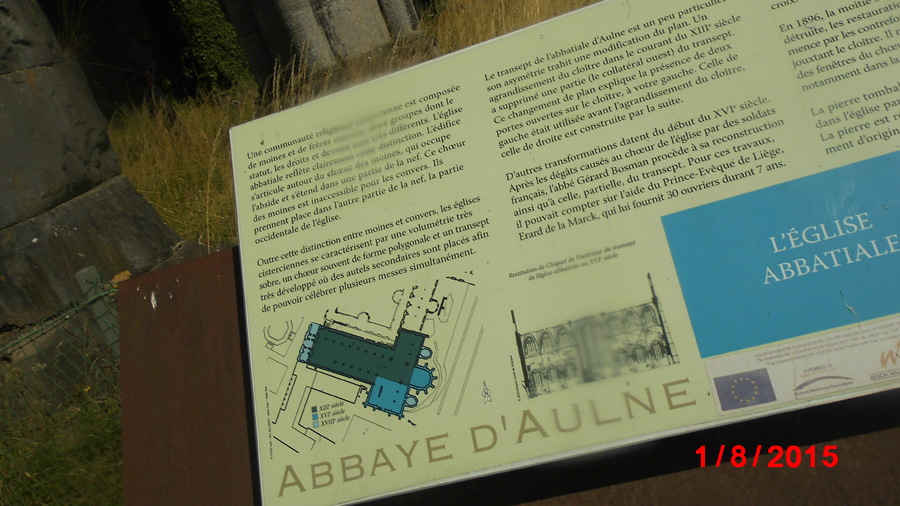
[[109, 82, 258, 249]]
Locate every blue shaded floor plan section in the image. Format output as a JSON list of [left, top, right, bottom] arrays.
[[300, 324, 437, 418]]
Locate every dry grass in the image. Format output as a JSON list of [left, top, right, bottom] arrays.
[[109, 83, 257, 249], [261, 28, 440, 114], [427, 0, 599, 52], [110, 0, 601, 246]]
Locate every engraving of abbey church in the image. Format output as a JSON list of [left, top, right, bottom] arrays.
[[513, 275, 678, 398]]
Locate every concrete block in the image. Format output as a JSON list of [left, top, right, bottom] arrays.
[[0, 175, 179, 327], [0, 62, 119, 229]]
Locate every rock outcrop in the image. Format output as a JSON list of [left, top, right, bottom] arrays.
[[220, 0, 420, 84], [0, 0, 179, 329]]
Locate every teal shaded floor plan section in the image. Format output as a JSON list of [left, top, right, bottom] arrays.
[[300, 323, 437, 418]]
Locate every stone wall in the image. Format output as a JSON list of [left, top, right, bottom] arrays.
[[0, 0, 179, 329], [221, 0, 419, 84]]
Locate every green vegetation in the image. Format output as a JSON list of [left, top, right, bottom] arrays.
[[111, 0, 599, 247], [0, 330, 121, 505], [167, 0, 252, 90]]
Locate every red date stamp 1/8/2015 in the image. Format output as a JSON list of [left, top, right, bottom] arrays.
[[695, 445, 839, 468]]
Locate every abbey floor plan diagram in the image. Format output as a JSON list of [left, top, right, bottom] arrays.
[[258, 275, 480, 454]]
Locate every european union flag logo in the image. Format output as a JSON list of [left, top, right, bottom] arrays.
[[714, 368, 777, 411]]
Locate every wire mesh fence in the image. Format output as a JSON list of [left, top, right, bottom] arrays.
[[0, 268, 122, 505]]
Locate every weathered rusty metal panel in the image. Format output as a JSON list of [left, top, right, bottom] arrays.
[[119, 247, 258, 505]]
